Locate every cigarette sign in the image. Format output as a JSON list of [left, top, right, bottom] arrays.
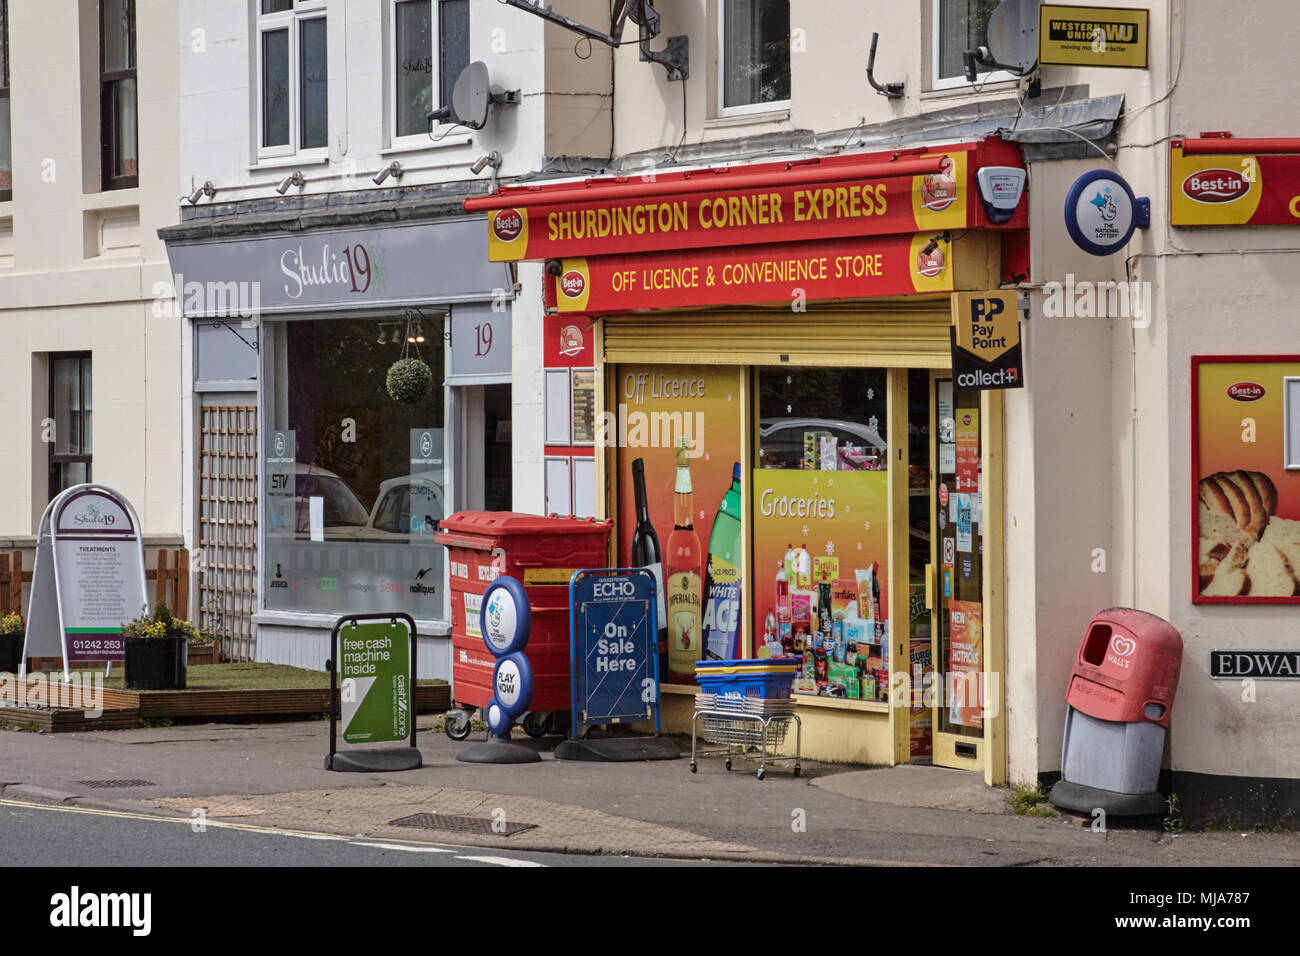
[[1039, 5, 1149, 69]]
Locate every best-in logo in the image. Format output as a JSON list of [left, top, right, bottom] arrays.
[[560, 269, 587, 298], [492, 208, 524, 242], [1182, 169, 1250, 204], [1227, 381, 1265, 402]]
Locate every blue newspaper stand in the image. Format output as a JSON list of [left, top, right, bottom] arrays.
[[555, 568, 679, 762]]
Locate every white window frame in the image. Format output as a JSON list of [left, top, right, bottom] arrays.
[[387, 0, 468, 148], [930, 0, 1016, 91], [255, 0, 328, 162], [715, 0, 791, 119]]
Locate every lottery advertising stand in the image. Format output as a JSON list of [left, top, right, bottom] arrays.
[[457, 576, 542, 764], [325, 612, 421, 772], [555, 567, 678, 761]]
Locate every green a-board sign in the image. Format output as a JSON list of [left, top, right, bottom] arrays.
[[340, 620, 411, 744]]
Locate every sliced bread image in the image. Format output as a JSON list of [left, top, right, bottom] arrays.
[[1241, 470, 1279, 517], [1261, 516, 1300, 580], [1222, 470, 1269, 537], [1202, 550, 1250, 596], [1198, 503, 1254, 586], [1243, 541, 1299, 597]]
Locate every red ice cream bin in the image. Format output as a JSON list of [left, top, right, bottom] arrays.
[[437, 512, 612, 723], [1049, 608, 1184, 817]]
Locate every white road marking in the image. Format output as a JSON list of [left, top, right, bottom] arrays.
[[351, 841, 455, 854], [455, 855, 547, 867]]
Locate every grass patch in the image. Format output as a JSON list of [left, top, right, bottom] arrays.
[[103, 662, 446, 693], [1006, 782, 1054, 817]]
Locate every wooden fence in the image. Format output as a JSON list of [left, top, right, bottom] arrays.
[[0, 548, 191, 620]]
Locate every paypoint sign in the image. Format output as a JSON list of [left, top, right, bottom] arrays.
[[950, 291, 1023, 390]]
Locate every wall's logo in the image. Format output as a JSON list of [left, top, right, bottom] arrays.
[[560, 270, 587, 298], [1110, 635, 1137, 658], [920, 157, 957, 211], [916, 245, 946, 278], [1227, 381, 1265, 402], [492, 208, 525, 242], [1182, 169, 1250, 204], [559, 324, 584, 357]]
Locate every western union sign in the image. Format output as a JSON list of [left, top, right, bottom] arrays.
[[1039, 4, 1149, 69]]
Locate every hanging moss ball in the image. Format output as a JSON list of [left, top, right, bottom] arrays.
[[386, 357, 434, 404]]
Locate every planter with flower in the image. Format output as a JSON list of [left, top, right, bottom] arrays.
[[122, 603, 194, 690], [0, 613, 23, 673]]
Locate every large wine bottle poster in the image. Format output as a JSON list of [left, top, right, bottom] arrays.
[[610, 366, 745, 670]]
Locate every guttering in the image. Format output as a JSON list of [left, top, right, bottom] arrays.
[[1176, 134, 1300, 155], [463, 156, 947, 212]]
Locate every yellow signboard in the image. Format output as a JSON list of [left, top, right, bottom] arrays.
[[1038, 4, 1149, 69]]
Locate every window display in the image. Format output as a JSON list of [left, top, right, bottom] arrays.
[[754, 368, 891, 700], [263, 318, 447, 619]]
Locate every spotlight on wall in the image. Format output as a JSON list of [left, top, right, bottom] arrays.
[[414, 321, 425, 344], [186, 181, 217, 205], [470, 151, 502, 176], [545, 259, 563, 278], [275, 170, 305, 195], [372, 161, 403, 186], [377, 325, 388, 345]]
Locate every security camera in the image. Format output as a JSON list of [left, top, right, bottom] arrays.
[[545, 259, 563, 278], [470, 151, 502, 176]]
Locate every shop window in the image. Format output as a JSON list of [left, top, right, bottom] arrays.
[[257, 0, 328, 158], [196, 322, 259, 385], [719, 0, 790, 114], [262, 318, 447, 620], [100, 0, 137, 190], [391, 0, 469, 141], [932, 0, 1013, 89], [48, 353, 93, 501], [754, 368, 891, 700], [0, 0, 10, 201]]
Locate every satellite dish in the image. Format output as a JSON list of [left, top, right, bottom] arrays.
[[452, 61, 491, 130], [987, 0, 1041, 75]]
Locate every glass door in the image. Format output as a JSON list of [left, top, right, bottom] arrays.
[[931, 375, 986, 770]]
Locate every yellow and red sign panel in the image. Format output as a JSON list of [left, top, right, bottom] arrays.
[[1193, 356, 1300, 603], [1171, 142, 1300, 226], [486, 152, 972, 262], [552, 234, 961, 312], [1038, 4, 1148, 69]]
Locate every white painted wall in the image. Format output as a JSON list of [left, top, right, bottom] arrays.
[[0, 0, 182, 539]]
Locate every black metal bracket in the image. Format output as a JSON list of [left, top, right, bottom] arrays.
[[866, 32, 903, 99], [500, 0, 688, 81]]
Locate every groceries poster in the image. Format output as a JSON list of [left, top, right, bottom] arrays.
[[1193, 357, 1300, 602]]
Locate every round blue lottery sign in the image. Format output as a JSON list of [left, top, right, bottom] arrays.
[[493, 651, 534, 720], [479, 575, 530, 657], [1064, 170, 1147, 257]]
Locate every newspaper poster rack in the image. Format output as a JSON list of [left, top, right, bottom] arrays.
[[690, 658, 802, 780]]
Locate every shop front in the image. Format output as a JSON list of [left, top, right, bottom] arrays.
[[466, 138, 1026, 778], [162, 209, 513, 676]]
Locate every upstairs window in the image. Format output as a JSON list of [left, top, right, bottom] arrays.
[[49, 354, 93, 501], [101, 0, 137, 189], [257, 0, 328, 158], [933, 0, 1013, 89], [391, 0, 469, 142], [719, 0, 790, 115]]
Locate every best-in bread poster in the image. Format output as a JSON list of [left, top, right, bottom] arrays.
[[1194, 357, 1300, 601]]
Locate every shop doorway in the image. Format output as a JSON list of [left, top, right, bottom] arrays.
[[929, 375, 987, 772], [453, 383, 512, 512]]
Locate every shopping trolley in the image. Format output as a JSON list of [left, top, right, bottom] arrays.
[[689, 658, 802, 780]]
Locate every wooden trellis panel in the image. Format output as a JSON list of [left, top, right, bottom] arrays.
[[198, 405, 258, 662]]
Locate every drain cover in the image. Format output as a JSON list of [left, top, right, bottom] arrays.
[[387, 813, 536, 837], [78, 779, 155, 789]]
